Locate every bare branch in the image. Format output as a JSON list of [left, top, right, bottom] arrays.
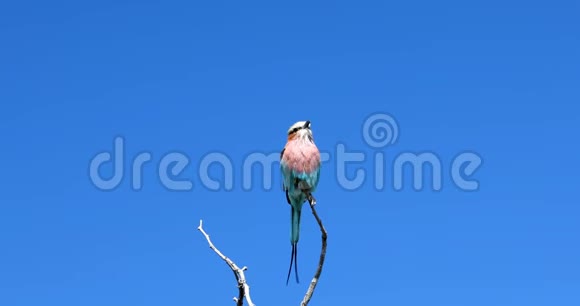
[[197, 220, 256, 306], [196, 193, 327, 306], [301, 194, 328, 306]]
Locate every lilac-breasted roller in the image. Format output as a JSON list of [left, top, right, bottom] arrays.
[[279, 120, 321, 285]]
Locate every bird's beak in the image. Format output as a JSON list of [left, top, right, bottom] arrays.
[[304, 121, 311, 128]]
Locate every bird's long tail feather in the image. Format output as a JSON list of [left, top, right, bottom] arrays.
[[286, 242, 297, 285], [286, 206, 301, 285]]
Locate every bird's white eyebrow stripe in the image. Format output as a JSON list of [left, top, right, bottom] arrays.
[[288, 126, 304, 135], [288, 125, 311, 135]]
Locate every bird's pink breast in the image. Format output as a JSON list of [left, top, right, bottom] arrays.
[[282, 140, 321, 173]]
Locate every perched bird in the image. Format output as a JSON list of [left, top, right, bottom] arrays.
[[279, 120, 321, 285]]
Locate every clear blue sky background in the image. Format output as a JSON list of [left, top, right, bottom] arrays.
[[1, 1, 579, 305]]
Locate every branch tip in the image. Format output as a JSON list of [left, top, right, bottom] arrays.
[[300, 194, 327, 306]]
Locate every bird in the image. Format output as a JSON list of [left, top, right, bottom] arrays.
[[279, 120, 321, 285]]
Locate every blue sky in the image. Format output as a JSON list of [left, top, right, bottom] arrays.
[[1, 1, 579, 305]]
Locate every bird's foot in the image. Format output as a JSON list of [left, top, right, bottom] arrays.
[[307, 193, 317, 206]]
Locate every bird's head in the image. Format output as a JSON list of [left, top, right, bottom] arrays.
[[287, 120, 313, 141]]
